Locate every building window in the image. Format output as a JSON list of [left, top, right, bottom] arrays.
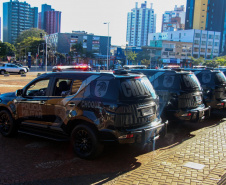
[[195, 33, 200, 38], [193, 54, 199, 58], [201, 41, 206, 45], [215, 35, 220, 40], [208, 41, 212, 46], [194, 48, 199, 52], [201, 48, 206, 52], [208, 35, 214, 39], [207, 48, 212, 53], [214, 42, 219, 47], [194, 40, 200, 45]]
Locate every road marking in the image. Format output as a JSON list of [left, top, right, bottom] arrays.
[[184, 162, 205, 170], [0, 84, 24, 87]]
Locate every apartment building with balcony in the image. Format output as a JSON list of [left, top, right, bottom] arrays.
[[148, 29, 221, 60], [38, 4, 61, 35], [162, 5, 185, 32], [126, 1, 156, 47], [185, 0, 226, 54], [3, 0, 38, 44]]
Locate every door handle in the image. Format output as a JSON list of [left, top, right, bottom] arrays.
[[68, 102, 76, 107], [39, 101, 45, 105]]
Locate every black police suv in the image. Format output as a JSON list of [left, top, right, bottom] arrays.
[[132, 69, 210, 123], [0, 71, 167, 159], [187, 69, 226, 109]]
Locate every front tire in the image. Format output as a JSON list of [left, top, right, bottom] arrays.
[[0, 110, 18, 137], [19, 70, 25, 74], [71, 124, 103, 159]]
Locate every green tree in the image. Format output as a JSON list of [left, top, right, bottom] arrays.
[[214, 56, 226, 66], [141, 59, 150, 66], [55, 52, 65, 64], [71, 42, 84, 63], [136, 49, 150, 62], [15, 28, 47, 62], [191, 57, 205, 66], [0, 42, 16, 60], [126, 51, 137, 64], [203, 59, 219, 68], [15, 28, 47, 44]]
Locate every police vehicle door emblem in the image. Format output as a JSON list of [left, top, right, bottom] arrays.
[[95, 81, 109, 97]]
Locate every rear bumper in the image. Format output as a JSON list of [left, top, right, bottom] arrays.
[[171, 105, 211, 122], [206, 99, 226, 109], [100, 119, 168, 144]]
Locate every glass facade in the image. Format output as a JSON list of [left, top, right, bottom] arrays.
[[185, 0, 195, 29]]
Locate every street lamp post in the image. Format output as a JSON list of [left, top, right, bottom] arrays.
[[104, 22, 110, 70], [45, 35, 47, 72]]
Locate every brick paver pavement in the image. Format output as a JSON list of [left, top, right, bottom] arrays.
[[105, 119, 226, 185]]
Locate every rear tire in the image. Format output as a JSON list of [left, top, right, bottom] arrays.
[[71, 124, 103, 159], [0, 110, 18, 137], [0, 70, 5, 75]]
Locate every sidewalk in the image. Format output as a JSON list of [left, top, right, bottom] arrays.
[[105, 119, 226, 185]]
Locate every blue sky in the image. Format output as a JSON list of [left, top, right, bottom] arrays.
[[1, 0, 187, 45]]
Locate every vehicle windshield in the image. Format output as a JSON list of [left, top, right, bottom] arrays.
[[181, 74, 202, 91]]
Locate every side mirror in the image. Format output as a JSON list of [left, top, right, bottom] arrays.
[[16, 89, 23, 97]]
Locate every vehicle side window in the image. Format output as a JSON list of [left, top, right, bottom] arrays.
[[71, 80, 83, 94], [53, 79, 73, 96], [25, 79, 50, 96]]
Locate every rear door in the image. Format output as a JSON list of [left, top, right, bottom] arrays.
[[44, 75, 84, 127]]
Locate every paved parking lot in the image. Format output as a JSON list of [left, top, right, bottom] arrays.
[[0, 72, 225, 185]]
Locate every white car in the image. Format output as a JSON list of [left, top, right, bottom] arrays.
[[0, 63, 28, 75]]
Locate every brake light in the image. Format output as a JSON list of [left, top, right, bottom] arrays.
[[187, 113, 192, 116], [134, 76, 141, 79], [126, 134, 134, 139]]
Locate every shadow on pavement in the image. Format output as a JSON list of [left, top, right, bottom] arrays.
[[2, 110, 225, 185], [155, 109, 225, 151]]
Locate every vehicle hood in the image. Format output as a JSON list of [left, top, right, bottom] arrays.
[[0, 92, 16, 101]]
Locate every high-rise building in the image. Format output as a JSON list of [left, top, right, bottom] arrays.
[[162, 5, 185, 32], [3, 0, 38, 44], [38, 4, 61, 34], [185, 0, 226, 53], [126, 1, 156, 47]]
